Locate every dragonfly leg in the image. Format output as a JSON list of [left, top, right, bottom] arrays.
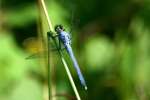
[[58, 38, 67, 51], [47, 31, 58, 39], [47, 31, 63, 51], [47, 31, 65, 51]]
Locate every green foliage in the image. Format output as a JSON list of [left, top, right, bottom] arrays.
[[1, 0, 150, 100], [84, 36, 114, 71]]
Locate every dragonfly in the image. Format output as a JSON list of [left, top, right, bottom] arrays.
[[47, 24, 87, 90], [26, 24, 87, 90]]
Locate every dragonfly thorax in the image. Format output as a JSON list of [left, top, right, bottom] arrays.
[[55, 24, 71, 45]]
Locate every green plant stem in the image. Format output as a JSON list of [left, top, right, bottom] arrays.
[[40, 0, 54, 32], [61, 57, 81, 100]]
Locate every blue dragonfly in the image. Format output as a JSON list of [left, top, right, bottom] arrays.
[[47, 24, 87, 90]]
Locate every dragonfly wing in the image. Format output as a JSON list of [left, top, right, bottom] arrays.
[[26, 47, 66, 59], [25, 51, 47, 59]]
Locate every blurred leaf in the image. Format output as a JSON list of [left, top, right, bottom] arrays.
[[10, 77, 42, 100], [84, 35, 115, 71], [0, 32, 40, 96], [5, 4, 38, 27]]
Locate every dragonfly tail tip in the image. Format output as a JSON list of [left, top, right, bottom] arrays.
[[85, 86, 88, 90]]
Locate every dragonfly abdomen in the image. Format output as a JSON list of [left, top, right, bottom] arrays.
[[65, 44, 87, 90]]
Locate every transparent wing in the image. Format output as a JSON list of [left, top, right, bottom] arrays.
[[25, 51, 47, 59], [24, 36, 57, 59], [25, 47, 66, 59]]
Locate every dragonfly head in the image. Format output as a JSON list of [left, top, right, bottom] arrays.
[[55, 24, 65, 33]]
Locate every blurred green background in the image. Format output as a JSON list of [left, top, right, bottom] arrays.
[[0, 0, 150, 100]]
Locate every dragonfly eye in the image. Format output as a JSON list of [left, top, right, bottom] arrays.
[[55, 25, 64, 33]]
